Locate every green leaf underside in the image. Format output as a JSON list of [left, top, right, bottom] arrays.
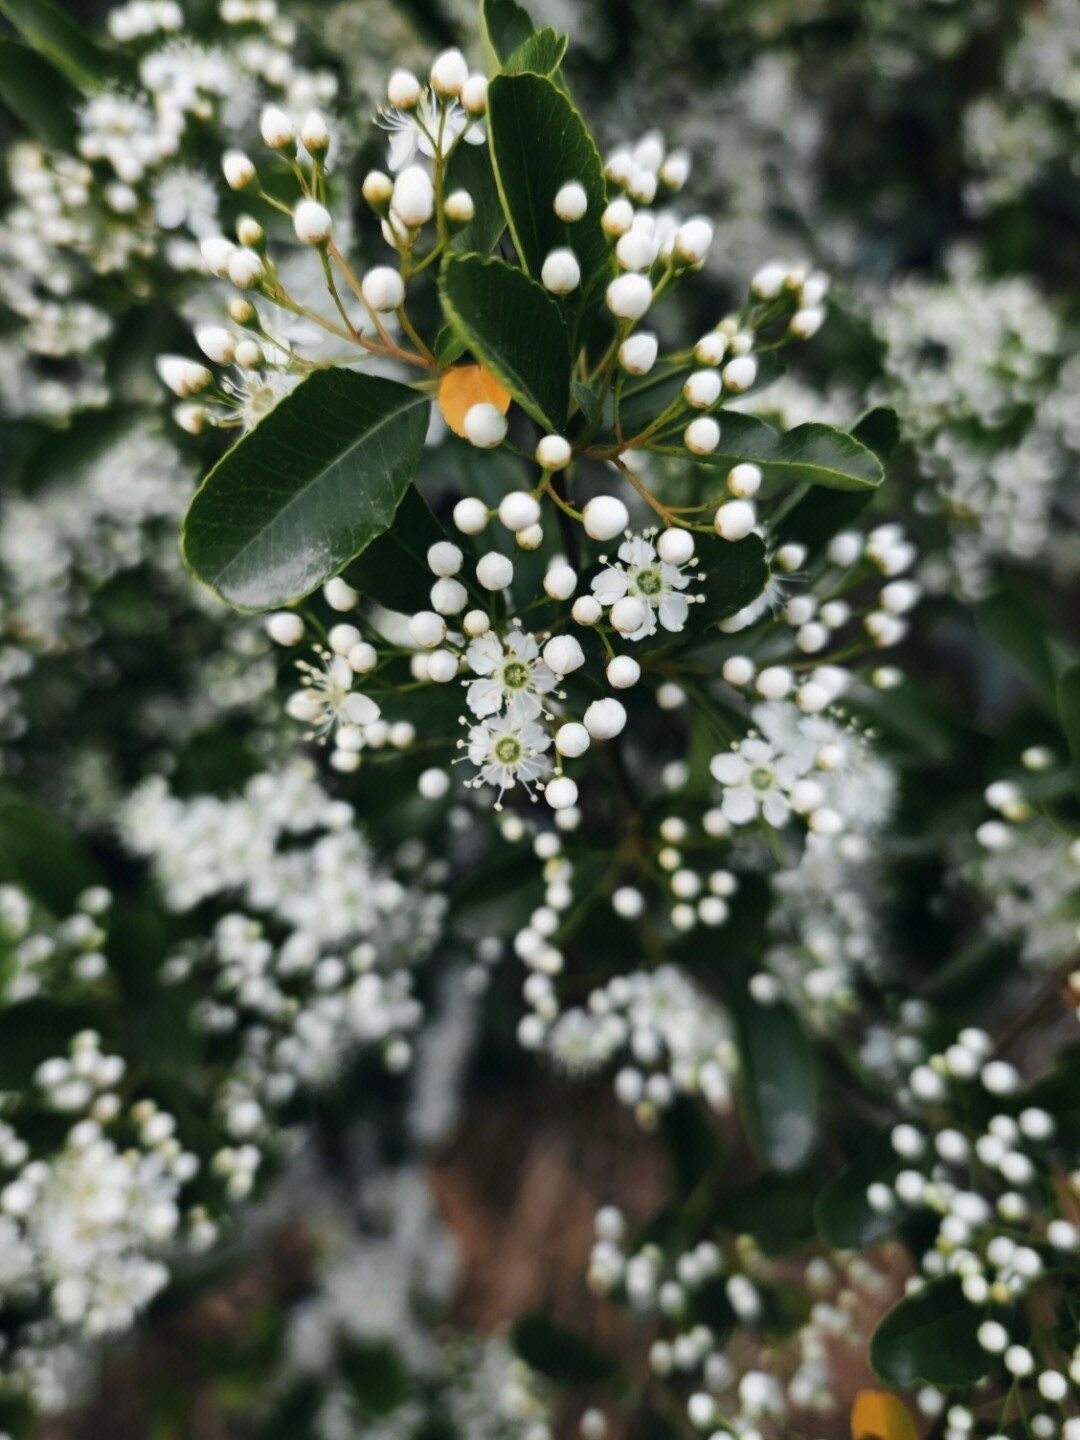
[[650, 413, 884, 491], [502, 28, 568, 76], [0, 39, 79, 149], [870, 1276, 986, 1388], [486, 72, 610, 296], [182, 370, 429, 611], [0, 0, 110, 88], [480, 0, 536, 64], [733, 998, 820, 1172], [440, 253, 571, 428]]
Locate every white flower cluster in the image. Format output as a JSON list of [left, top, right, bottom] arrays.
[[963, 755, 1080, 973], [0, 1031, 209, 1407], [121, 761, 445, 1180], [0, 884, 112, 1003], [863, 1024, 1080, 1435]]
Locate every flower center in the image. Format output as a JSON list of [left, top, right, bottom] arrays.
[[635, 566, 663, 597], [494, 735, 523, 765], [749, 766, 775, 791], [501, 661, 531, 690]]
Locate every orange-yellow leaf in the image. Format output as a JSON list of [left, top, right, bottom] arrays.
[[438, 364, 511, 437], [852, 1390, 920, 1440]]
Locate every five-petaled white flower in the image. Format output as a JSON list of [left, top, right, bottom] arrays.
[[286, 651, 380, 738], [378, 95, 484, 172], [709, 735, 802, 827], [591, 535, 697, 641], [465, 629, 556, 718], [466, 707, 553, 803]]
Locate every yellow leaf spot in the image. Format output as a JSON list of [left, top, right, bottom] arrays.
[[852, 1390, 920, 1440], [438, 365, 511, 438]]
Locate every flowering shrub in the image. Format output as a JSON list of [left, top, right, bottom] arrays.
[[0, 0, 1078, 1436]]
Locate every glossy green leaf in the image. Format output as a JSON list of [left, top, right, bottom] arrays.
[[0, 39, 78, 149], [851, 406, 901, 461], [182, 370, 429, 611], [503, 28, 568, 75], [774, 485, 874, 552], [733, 998, 820, 1172], [0, 0, 110, 88], [487, 72, 610, 297], [440, 253, 571, 429], [814, 1133, 900, 1249], [445, 139, 506, 255], [684, 534, 770, 636], [342, 485, 457, 614], [480, 0, 536, 63], [870, 1277, 986, 1388], [652, 413, 884, 491]]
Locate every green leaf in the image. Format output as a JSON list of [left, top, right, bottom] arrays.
[[342, 485, 455, 614], [486, 72, 610, 298], [814, 1133, 900, 1250], [653, 414, 884, 492], [870, 1277, 986, 1388], [440, 253, 571, 429], [182, 370, 429, 611], [433, 323, 469, 367], [512, 1312, 620, 1385], [851, 406, 901, 461], [503, 28, 568, 76], [774, 486, 874, 552], [480, 0, 536, 64], [0, 790, 103, 915], [1058, 662, 1080, 770], [683, 534, 770, 636], [0, 39, 78, 149], [977, 588, 1061, 710], [0, 0, 110, 89], [733, 998, 820, 1172], [445, 140, 506, 255]]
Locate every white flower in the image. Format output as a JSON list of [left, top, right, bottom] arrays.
[[288, 651, 380, 737], [465, 630, 556, 718], [710, 735, 804, 828], [466, 708, 553, 800], [378, 94, 484, 172], [591, 535, 696, 640]]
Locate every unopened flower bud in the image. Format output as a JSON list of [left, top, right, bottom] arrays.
[[222, 150, 255, 190]]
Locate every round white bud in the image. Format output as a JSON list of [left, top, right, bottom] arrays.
[[194, 325, 235, 365], [464, 403, 508, 449], [610, 596, 647, 633], [714, 500, 756, 540], [324, 577, 359, 610], [584, 698, 627, 740], [453, 497, 489, 534], [300, 111, 331, 154], [685, 417, 720, 454], [222, 150, 256, 189], [618, 332, 658, 374], [750, 261, 787, 299], [546, 775, 579, 810], [200, 236, 235, 276], [156, 355, 212, 397], [419, 768, 451, 800], [226, 248, 264, 289], [516, 523, 544, 550], [265, 611, 304, 646], [408, 611, 446, 648], [554, 182, 588, 221], [801, 273, 830, 306], [536, 434, 572, 469], [426, 649, 459, 683], [543, 635, 585, 675], [430, 47, 468, 96], [656, 528, 695, 565], [555, 722, 590, 757], [499, 491, 541, 532], [236, 216, 264, 248], [476, 552, 514, 590], [387, 68, 422, 108], [607, 655, 640, 688], [362, 170, 393, 206], [601, 197, 634, 235], [756, 665, 792, 700], [606, 273, 653, 319], [444, 189, 475, 223], [427, 541, 463, 576], [348, 642, 377, 673], [694, 331, 727, 365], [544, 563, 577, 600], [572, 595, 603, 625], [361, 266, 405, 312], [659, 150, 690, 188], [259, 105, 294, 150], [328, 623, 362, 655], [391, 166, 435, 227], [431, 577, 468, 614], [293, 198, 332, 245], [582, 495, 629, 541], [727, 462, 762, 497], [541, 247, 581, 294], [683, 369, 722, 408], [461, 74, 488, 113], [616, 228, 658, 272], [722, 356, 757, 391], [674, 217, 713, 264], [463, 609, 490, 637], [777, 543, 808, 572], [790, 307, 825, 339], [722, 655, 754, 686]]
